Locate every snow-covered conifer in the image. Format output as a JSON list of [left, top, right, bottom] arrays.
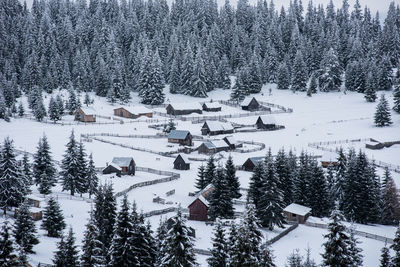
[[41, 197, 66, 237], [374, 94, 392, 127], [33, 135, 57, 194], [207, 220, 228, 267], [53, 227, 80, 267], [13, 202, 39, 254]]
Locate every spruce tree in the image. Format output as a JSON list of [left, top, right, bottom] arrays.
[[86, 153, 98, 198], [33, 135, 57, 194], [374, 94, 392, 127], [33, 96, 47, 121], [248, 161, 264, 210], [76, 141, 88, 194], [155, 219, 168, 266], [189, 46, 208, 97], [207, 220, 228, 267], [160, 209, 197, 267], [67, 88, 80, 115], [225, 155, 241, 199], [61, 130, 82, 196], [231, 67, 249, 101], [21, 153, 33, 186], [208, 167, 234, 220], [41, 197, 66, 237], [195, 164, 206, 191], [13, 202, 39, 254], [247, 52, 263, 93], [286, 249, 303, 266], [56, 95, 65, 116], [81, 210, 105, 266], [364, 74, 377, 102], [48, 95, 61, 122], [0, 221, 17, 266], [347, 227, 363, 266], [392, 224, 400, 266], [380, 244, 391, 267], [393, 85, 400, 113], [140, 49, 165, 104], [318, 48, 342, 92], [382, 175, 400, 225], [204, 156, 216, 185], [53, 227, 80, 267], [0, 137, 27, 214], [291, 50, 308, 92], [277, 62, 291, 90], [18, 101, 24, 117], [217, 55, 231, 89], [275, 149, 293, 206], [307, 73, 318, 96]]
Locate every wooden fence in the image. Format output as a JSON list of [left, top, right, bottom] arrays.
[[265, 223, 299, 245], [235, 140, 266, 153]]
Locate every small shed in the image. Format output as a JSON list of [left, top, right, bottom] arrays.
[[198, 141, 217, 154], [241, 97, 260, 111], [102, 162, 122, 177], [166, 103, 203, 116], [188, 184, 214, 221], [174, 154, 190, 170], [26, 194, 44, 208], [283, 203, 312, 224], [168, 130, 193, 146], [14, 207, 43, 221], [114, 106, 153, 119], [103, 157, 135, 176], [74, 107, 96, 122], [201, 121, 234, 136], [223, 136, 242, 149], [255, 115, 276, 130], [202, 102, 222, 112], [242, 156, 265, 171], [320, 152, 339, 168]]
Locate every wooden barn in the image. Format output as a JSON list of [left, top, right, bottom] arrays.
[[166, 103, 202, 116], [103, 157, 135, 176], [223, 136, 242, 149], [202, 102, 222, 112], [255, 115, 276, 130], [168, 130, 193, 146], [242, 156, 265, 171], [283, 203, 312, 224], [320, 152, 339, 168], [174, 154, 190, 170], [74, 107, 96, 122], [188, 184, 215, 221], [113, 106, 153, 119], [241, 97, 260, 111], [201, 121, 234, 136], [198, 140, 230, 154]]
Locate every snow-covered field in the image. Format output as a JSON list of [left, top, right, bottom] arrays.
[[2, 85, 400, 266]]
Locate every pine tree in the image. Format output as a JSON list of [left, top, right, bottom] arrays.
[[86, 153, 98, 198], [81, 210, 105, 266], [286, 249, 303, 267], [33, 96, 47, 121], [140, 49, 165, 104], [364, 74, 377, 102], [21, 153, 32, 186], [53, 227, 80, 267], [56, 95, 65, 116], [231, 67, 250, 101], [248, 161, 265, 210], [109, 195, 137, 266], [393, 85, 400, 113], [247, 52, 263, 93], [291, 50, 308, 92], [347, 226, 363, 266], [18, 101, 24, 117], [225, 155, 241, 199], [382, 174, 400, 225], [275, 149, 293, 206], [48, 96, 61, 122], [277, 62, 291, 90], [180, 43, 195, 94], [41, 197, 66, 237], [207, 220, 228, 267], [13, 202, 39, 254], [259, 242, 276, 267], [374, 94, 392, 127], [33, 135, 57, 195], [318, 48, 342, 92], [377, 55, 393, 91], [0, 221, 17, 266], [392, 224, 400, 266], [380, 243, 391, 267], [195, 164, 206, 191], [208, 167, 234, 220], [307, 73, 318, 96], [160, 209, 197, 266], [76, 141, 88, 194], [204, 156, 216, 185], [61, 130, 82, 196], [217, 55, 231, 89], [155, 219, 168, 266], [0, 137, 27, 214], [84, 92, 93, 107], [67, 88, 80, 115]]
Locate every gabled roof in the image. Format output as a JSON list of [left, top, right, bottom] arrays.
[[224, 136, 238, 145], [283, 203, 312, 216], [203, 121, 234, 132], [168, 103, 202, 110], [79, 106, 96, 114], [111, 157, 134, 167], [168, 130, 191, 140], [246, 156, 265, 166], [212, 140, 230, 149], [108, 162, 122, 171], [257, 115, 276, 125], [115, 106, 151, 114], [189, 183, 215, 208], [241, 96, 258, 107], [200, 141, 216, 149], [175, 153, 190, 164], [320, 151, 338, 162], [203, 102, 222, 109]]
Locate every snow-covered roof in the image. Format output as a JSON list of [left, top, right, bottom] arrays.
[[117, 106, 152, 114], [108, 162, 122, 171], [168, 103, 202, 110], [80, 106, 96, 114], [204, 121, 233, 132], [29, 207, 43, 213], [111, 157, 134, 167], [26, 194, 44, 202], [201, 141, 216, 149], [203, 102, 222, 109], [175, 153, 190, 164], [213, 140, 230, 149], [320, 151, 338, 162], [197, 195, 209, 207], [168, 130, 190, 140], [224, 136, 238, 145], [283, 203, 312, 216], [257, 115, 276, 125], [248, 156, 265, 166], [241, 96, 258, 107]]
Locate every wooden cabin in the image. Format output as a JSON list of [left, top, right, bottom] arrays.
[[168, 130, 193, 146], [320, 152, 339, 168], [241, 97, 260, 111], [103, 157, 135, 176], [223, 136, 242, 149], [74, 107, 96, 122], [283, 203, 312, 224], [201, 121, 234, 136], [255, 115, 276, 130], [242, 156, 265, 171], [174, 154, 190, 170], [198, 141, 230, 154], [202, 102, 222, 112], [26, 194, 44, 208], [113, 107, 153, 119], [14, 207, 43, 221], [166, 103, 203, 116], [188, 184, 214, 221]]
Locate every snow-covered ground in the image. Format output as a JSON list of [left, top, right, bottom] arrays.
[[2, 85, 400, 266]]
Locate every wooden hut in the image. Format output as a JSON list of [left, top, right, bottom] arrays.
[[223, 136, 242, 149], [202, 102, 222, 112], [201, 121, 234, 136], [188, 184, 214, 221], [198, 141, 230, 154], [168, 130, 193, 146], [166, 103, 202, 116], [103, 157, 135, 176], [283, 203, 312, 224], [320, 152, 339, 168], [14, 207, 43, 221], [74, 107, 96, 122], [26, 194, 44, 208], [241, 97, 260, 111], [174, 154, 190, 170], [113, 107, 153, 119], [255, 115, 276, 130], [242, 156, 265, 171]]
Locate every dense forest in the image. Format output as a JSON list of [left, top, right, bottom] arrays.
[[1, 0, 400, 107]]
